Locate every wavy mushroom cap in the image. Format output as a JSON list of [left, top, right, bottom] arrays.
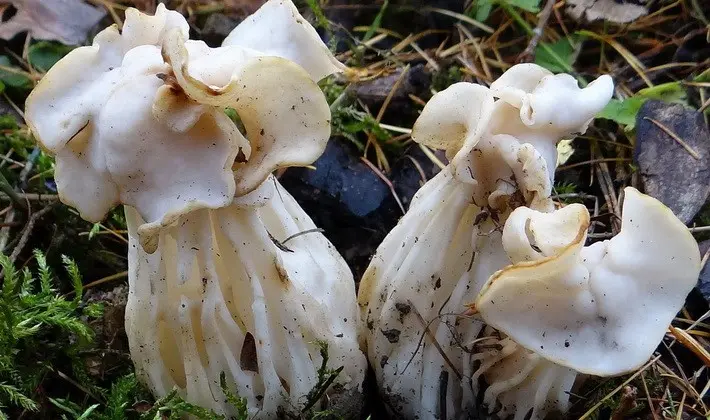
[[222, 0, 345, 81], [487, 64, 614, 182], [475, 187, 700, 376], [410, 64, 613, 211], [25, 0, 340, 253]]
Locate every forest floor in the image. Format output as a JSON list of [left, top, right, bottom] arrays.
[[0, 0, 708, 419]]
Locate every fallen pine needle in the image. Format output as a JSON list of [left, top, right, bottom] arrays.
[[643, 117, 701, 160], [82, 270, 129, 291], [669, 326, 710, 368], [419, 144, 446, 170]]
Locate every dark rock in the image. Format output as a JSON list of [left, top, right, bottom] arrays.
[[201, 13, 239, 47], [290, 140, 390, 218], [279, 140, 440, 281], [355, 64, 431, 107], [391, 144, 442, 210], [634, 100, 710, 224]]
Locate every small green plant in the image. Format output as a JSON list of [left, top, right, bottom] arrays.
[[300, 341, 345, 417], [0, 250, 102, 418], [332, 106, 393, 151], [51, 371, 249, 420], [136, 371, 248, 420]]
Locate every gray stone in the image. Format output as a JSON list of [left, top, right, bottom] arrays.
[[634, 100, 710, 224], [201, 13, 239, 47]]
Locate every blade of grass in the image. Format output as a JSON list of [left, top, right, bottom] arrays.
[[363, 0, 389, 42], [578, 30, 652, 87], [424, 7, 494, 33]]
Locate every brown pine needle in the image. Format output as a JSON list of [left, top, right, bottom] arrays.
[[556, 157, 630, 171], [699, 96, 710, 113], [643, 117, 701, 160], [669, 326, 710, 368], [82, 270, 129, 291]]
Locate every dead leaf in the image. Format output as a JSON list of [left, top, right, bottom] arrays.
[[0, 0, 106, 45], [566, 0, 648, 24]]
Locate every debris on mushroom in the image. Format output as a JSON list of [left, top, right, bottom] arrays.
[[25, 1, 366, 417], [357, 63, 613, 419], [475, 187, 701, 376]]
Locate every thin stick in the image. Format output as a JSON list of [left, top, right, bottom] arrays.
[[689, 226, 710, 233], [699, 96, 710, 113], [281, 228, 325, 245], [361, 157, 406, 214], [641, 371, 660, 420], [8, 205, 54, 265], [419, 144, 446, 170], [596, 160, 621, 233], [0, 171, 26, 210], [0, 193, 59, 202], [669, 326, 710, 368], [81, 271, 129, 291], [518, 0, 556, 62], [408, 300, 463, 380]]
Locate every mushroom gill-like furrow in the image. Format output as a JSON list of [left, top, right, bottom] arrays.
[[180, 298, 216, 407], [210, 209, 254, 334], [473, 338, 576, 420]]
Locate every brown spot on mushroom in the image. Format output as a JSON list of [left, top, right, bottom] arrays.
[[240, 332, 259, 373], [395, 302, 411, 322], [235, 147, 247, 163], [278, 375, 291, 394], [273, 258, 290, 288], [381, 328, 401, 343], [156, 71, 182, 93]]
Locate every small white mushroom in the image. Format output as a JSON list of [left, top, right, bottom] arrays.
[[357, 64, 613, 419], [26, 1, 365, 417], [475, 187, 701, 376]]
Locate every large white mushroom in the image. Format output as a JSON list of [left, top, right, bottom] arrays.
[[357, 64, 613, 419], [468, 187, 700, 419], [25, 1, 365, 417], [475, 187, 700, 376]]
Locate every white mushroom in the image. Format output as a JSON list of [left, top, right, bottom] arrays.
[[25, 2, 366, 417], [475, 187, 701, 376], [357, 64, 613, 419]]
